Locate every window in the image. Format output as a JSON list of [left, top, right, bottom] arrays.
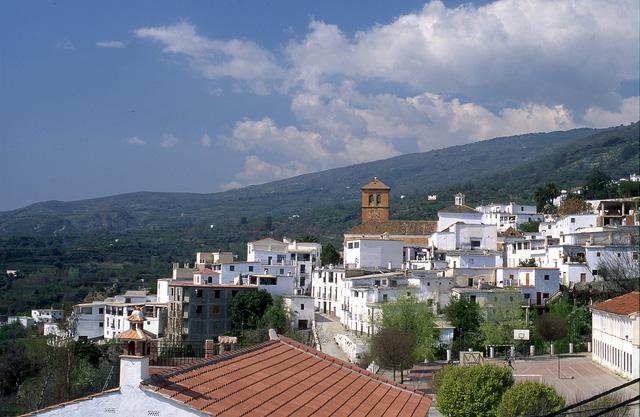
[[580, 273, 586, 282], [195, 289, 203, 298], [81, 307, 92, 314], [353, 242, 359, 248], [592, 270, 599, 276], [596, 252, 601, 257], [382, 294, 388, 302], [348, 242, 353, 249], [248, 266, 253, 272], [232, 290, 238, 297], [300, 264, 305, 273], [543, 293, 549, 299], [544, 275, 549, 281], [369, 194, 374, 205], [470, 295, 477, 303], [374, 280, 380, 286], [229, 265, 235, 271], [376, 194, 382, 204], [470, 239, 481, 248], [212, 305, 220, 314], [634, 252, 638, 260], [196, 305, 202, 314], [214, 290, 221, 298], [301, 304, 305, 310], [279, 268, 284, 274], [98, 308, 104, 314], [99, 322, 104, 327]]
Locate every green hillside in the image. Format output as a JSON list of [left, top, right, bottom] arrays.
[[0, 122, 638, 314]]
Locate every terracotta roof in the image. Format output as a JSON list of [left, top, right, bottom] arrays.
[[438, 205, 480, 214], [361, 177, 391, 190], [347, 220, 437, 236], [142, 336, 432, 417], [591, 292, 640, 316], [500, 227, 524, 237]]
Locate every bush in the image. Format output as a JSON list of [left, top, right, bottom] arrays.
[[436, 364, 513, 417], [496, 381, 565, 417]]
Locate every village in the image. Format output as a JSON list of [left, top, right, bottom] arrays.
[[4, 176, 639, 416]]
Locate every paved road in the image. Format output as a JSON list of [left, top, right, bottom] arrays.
[[314, 313, 351, 362], [488, 355, 639, 403]]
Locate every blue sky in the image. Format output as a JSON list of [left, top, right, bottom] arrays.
[[1, 0, 638, 211]]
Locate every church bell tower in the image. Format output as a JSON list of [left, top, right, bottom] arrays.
[[361, 177, 390, 223]]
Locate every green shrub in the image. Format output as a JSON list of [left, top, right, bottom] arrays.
[[436, 364, 513, 417], [496, 381, 565, 417]]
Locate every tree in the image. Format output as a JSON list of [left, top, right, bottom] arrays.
[[261, 297, 291, 334], [444, 297, 482, 351], [320, 243, 341, 266], [584, 169, 613, 199], [534, 183, 560, 213], [496, 381, 564, 417], [479, 292, 526, 346], [370, 327, 416, 383], [536, 313, 567, 346], [597, 252, 640, 296], [518, 258, 537, 267], [436, 364, 513, 417], [518, 220, 541, 233], [379, 296, 437, 361], [558, 196, 590, 215], [230, 290, 273, 330], [297, 235, 319, 243]]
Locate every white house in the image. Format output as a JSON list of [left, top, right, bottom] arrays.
[[429, 223, 497, 251], [247, 237, 321, 292], [343, 238, 404, 269], [31, 309, 64, 323], [312, 266, 347, 317], [591, 292, 640, 379], [476, 202, 543, 232], [436, 193, 483, 232], [73, 301, 106, 340], [283, 295, 314, 330], [495, 267, 560, 306], [7, 316, 34, 328]]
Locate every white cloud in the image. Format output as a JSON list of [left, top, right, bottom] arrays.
[[125, 137, 146, 146], [55, 41, 75, 50], [96, 40, 125, 48], [135, 2, 639, 189], [134, 21, 283, 94], [160, 133, 178, 148], [583, 97, 640, 128], [286, 0, 638, 110], [200, 133, 211, 147], [222, 155, 305, 190]]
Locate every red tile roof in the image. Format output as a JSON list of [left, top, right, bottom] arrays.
[[142, 336, 432, 417], [347, 220, 437, 236], [361, 177, 391, 190], [591, 292, 640, 316]]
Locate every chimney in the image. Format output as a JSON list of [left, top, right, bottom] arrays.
[[118, 307, 152, 390]]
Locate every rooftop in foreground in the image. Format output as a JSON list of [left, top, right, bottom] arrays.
[[143, 334, 432, 416]]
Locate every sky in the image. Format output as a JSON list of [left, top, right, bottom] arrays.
[[0, 0, 638, 211]]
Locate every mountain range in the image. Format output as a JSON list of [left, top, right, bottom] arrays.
[[1, 122, 638, 238]]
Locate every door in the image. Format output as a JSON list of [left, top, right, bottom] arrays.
[[525, 273, 530, 286], [536, 292, 542, 305], [298, 320, 308, 330]]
